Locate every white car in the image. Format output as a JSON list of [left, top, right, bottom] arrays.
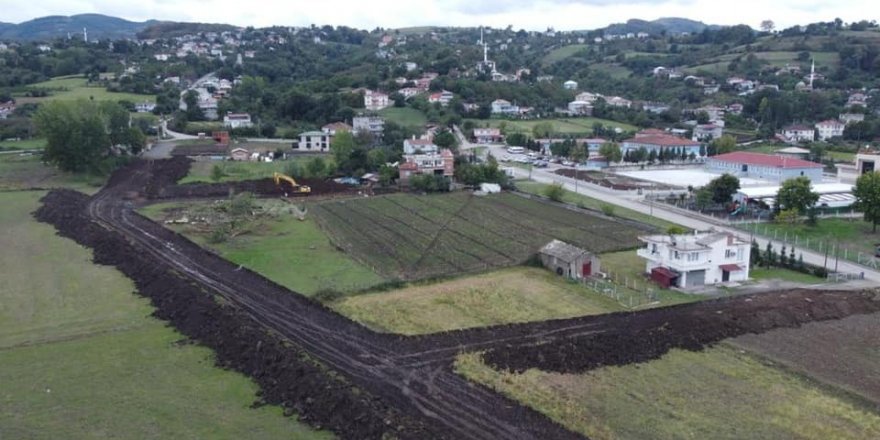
[[562, 160, 574, 167]]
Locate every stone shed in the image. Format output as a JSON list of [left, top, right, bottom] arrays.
[[538, 239, 600, 280]]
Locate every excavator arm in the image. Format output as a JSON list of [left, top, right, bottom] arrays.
[[273, 172, 311, 195]]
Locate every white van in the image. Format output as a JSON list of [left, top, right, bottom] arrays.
[[506, 146, 525, 154]]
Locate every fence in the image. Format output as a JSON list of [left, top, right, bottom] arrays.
[[584, 272, 659, 309], [737, 221, 880, 271]]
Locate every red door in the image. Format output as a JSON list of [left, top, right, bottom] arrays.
[[582, 261, 592, 277]]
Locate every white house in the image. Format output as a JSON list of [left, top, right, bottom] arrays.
[[781, 124, 815, 143], [428, 90, 455, 107], [223, 113, 253, 129], [575, 92, 600, 103], [692, 124, 723, 142], [839, 113, 865, 125], [837, 148, 880, 184], [605, 96, 632, 108], [637, 231, 751, 288], [567, 100, 593, 115], [298, 131, 330, 151], [352, 116, 385, 138], [491, 99, 519, 115], [563, 80, 578, 90], [135, 102, 156, 113], [403, 137, 438, 155], [364, 90, 390, 111], [815, 119, 845, 141]]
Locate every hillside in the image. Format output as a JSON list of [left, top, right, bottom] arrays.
[[136, 22, 240, 39], [0, 14, 160, 41], [601, 17, 722, 36]]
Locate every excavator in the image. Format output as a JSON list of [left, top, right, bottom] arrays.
[[273, 172, 311, 196]]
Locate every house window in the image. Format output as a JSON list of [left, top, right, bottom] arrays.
[[674, 251, 680, 260], [687, 252, 699, 262], [725, 249, 735, 258]]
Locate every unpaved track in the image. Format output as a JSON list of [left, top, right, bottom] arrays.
[[34, 158, 880, 440]]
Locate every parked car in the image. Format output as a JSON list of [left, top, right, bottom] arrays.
[[561, 160, 574, 166]]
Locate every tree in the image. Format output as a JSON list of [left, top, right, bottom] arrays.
[[853, 171, 880, 232], [210, 164, 225, 182], [775, 208, 800, 225], [695, 187, 713, 210], [760, 20, 775, 33], [433, 129, 458, 150], [532, 121, 553, 139], [598, 142, 622, 163], [776, 176, 819, 215], [35, 100, 143, 174], [705, 173, 740, 204], [569, 144, 587, 162], [709, 135, 736, 156], [332, 130, 355, 163]]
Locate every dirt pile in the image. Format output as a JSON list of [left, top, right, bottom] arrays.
[[34, 189, 433, 439], [482, 289, 880, 374]]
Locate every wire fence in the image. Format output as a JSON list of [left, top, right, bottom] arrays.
[[737, 221, 879, 271], [584, 272, 659, 309]]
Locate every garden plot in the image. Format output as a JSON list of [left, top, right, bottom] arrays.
[[311, 192, 644, 280]]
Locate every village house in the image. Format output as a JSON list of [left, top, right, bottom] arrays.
[[473, 128, 504, 144], [575, 92, 600, 103], [563, 80, 578, 90], [637, 231, 751, 288], [642, 102, 670, 114], [567, 100, 592, 115], [538, 240, 600, 280], [398, 149, 455, 184], [397, 87, 421, 99], [781, 124, 815, 143], [847, 93, 868, 108], [815, 119, 845, 141], [364, 90, 390, 111], [839, 113, 865, 125], [403, 137, 438, 155], [428, 90, 455, 107], [490, 99, 519, 115], [0, 101, 15, 119], [223, 112, 253, 129], [298, 131, 331, 151], [321, 122, 351, 136], [622, 132, 703, 158], [135, 102, 156, 113], [352, 116, 385, 139], [605, 96, 632, 108], [692, 124, 723, 142], [706, 151, 823, 183]]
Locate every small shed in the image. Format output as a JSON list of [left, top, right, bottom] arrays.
[[650, 266, 679, 288], [538, 239, 600, 280], [230, 148, 250, 161]]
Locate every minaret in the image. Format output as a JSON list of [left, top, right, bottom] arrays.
[[481, 27, 487, 64], [809, 59, 815, 90], [83, 27, 88, 43]]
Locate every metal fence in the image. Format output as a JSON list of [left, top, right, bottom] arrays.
[[738, 221, 880, 271], [584, 274, 659, 309]]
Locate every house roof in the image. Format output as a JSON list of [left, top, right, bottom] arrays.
[[651, 267, 679, 279], [783, 124, 814, 131], [816, 119, 844, 127], [625, 134, 701, 147], [710, 151, 822, 169], [322, 122, 351, 131], [719, 264, 744, 272], [539, 239, 589, 262], [776, 147, 810, 154], [405, 138, 436, 146], [300, 131, 326, 137]]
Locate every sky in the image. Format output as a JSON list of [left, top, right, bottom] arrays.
[[1, 0, 873, 31]]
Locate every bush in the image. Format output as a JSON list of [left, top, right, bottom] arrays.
[[312, 288, 346, 302], [600, 203, 616, 217], [410, 174, 451, 193], [544, 183, 566, 202], [666, 225, 688, 235]]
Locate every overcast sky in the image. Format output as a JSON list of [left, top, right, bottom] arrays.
[[2, 0, 873, 31]]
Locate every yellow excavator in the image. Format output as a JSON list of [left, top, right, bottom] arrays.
[[273, 172, 311, 196]]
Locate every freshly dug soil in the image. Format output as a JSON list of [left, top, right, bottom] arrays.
[[31, 157, 880, 440]]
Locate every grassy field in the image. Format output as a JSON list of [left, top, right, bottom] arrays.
[[311, 192, 644, 280], [180, 160, 292, 184], [141, 200, 386, 296], [589, 63, 633, 79], [750, 267, 826, 284], [0, 154, 105, 193], [456, 345, 880, 440], [18, 75, 155, 104], [514, 180, 678, 230], [687, 51, 839, 73], [470, 117, 638, 135], [0, 138, 47, 150], [746, 218, 880, 262], [542, 44, 589, 65], [0, 192, 329, 439], [332, 267, 622, 334], [599, 250, 702, 306], [379, 107, 428, 127], [743, 144, 855, 162]]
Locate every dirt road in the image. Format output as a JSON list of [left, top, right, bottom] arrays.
[[34, 158, 880, 439]]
